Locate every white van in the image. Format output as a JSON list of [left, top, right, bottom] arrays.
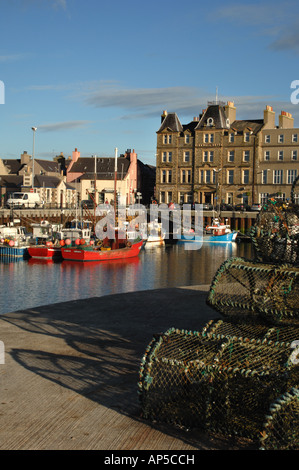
[[6, 192, 41, 209]]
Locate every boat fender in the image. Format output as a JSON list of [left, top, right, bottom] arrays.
[[126, 241, 132, 247]]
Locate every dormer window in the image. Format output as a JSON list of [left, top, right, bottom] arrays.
[[207, 117, 214, 126]]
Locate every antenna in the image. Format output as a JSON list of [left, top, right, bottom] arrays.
[[215, 86, 218, 104]]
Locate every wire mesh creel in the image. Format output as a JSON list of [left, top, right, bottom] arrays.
[[138, 324, 299, 449], [250, 176, 299, 266]]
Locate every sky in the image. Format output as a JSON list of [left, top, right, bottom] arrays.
[[1, 0, 299, 166]]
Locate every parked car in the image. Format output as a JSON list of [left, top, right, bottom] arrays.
[[234, 203, 250, 212], [202, 203, 213, 210], [250, 203, 262, 211], [220, 203, 234, 211]]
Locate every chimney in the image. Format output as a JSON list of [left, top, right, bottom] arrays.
[[161, 110, 168, 123], [21, 151, 31, 165], [224, 101, 236, 123], [279, 111, 294, 129], [263, 105, 275, 129], [72, 148, 80, 162]]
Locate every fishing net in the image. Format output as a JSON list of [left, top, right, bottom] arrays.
[[138, 178, 299, 449], [138, 325, 299, 448]]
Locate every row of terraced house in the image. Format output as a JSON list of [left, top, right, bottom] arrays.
[[0, 148, 155, 208], [155, 101, 299, 207]]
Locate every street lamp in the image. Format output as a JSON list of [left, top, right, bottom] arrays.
[[31, 127, 37, 189]]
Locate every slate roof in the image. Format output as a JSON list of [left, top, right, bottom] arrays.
[[2, 159, 25, 174], [33, 175, 63, 188], [0, 175, 23, 188], [35, 159, 60, 173], [229, 119, 264, 134], [195, 104, 229, 129], [70, 157, 130, 180], [157, 113, 183, 133]]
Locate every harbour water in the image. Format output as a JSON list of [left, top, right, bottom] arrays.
[[0, 241, 253, 316]]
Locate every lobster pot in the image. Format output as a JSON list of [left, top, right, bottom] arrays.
[[207, 257, 299, 326], [250, 200, 299, 266], [138, 328, 298, 447]]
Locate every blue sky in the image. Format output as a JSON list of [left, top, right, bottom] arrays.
[[1, 0, 299, 165]]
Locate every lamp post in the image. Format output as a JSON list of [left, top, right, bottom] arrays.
[[31, 127, 37, 189], [213, 168, 222, 213]]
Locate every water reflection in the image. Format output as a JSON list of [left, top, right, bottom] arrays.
[[0, 242, 253, 315]]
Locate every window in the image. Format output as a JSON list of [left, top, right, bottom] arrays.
[[278, 150, 284, 161], [203, 151, 208, 162], [168, 170, 172, 183], [168, 152, 172, 162], [205, 170, 211, 183], [292, 134, 298, 143], [163, 134, 172, 144], [184, 151, 190, 162], [287, 169, 297, 184], [162, 152, 167, 162], [278, 134, 284, 143], [209, 151, 214, 162], [207, 117, 214, 126], [181, 170, 191, 183], [200, 170, 204, 183], [228, 150, 235, 162], [227, 170, 234, 184], [243, 150, 250, 162], [244, 132, 250, 142], [262, 170, 268, 184], [243, 170, 250, 184], [161, 170, 166, 183], [264, 151, 270, 161], [185, 134, 190, 143], [260, 193, 269, 204], [167, 191, 173, 203], [292, 150, 298, 161], [160, 191, 165, 203], [273, 170, 283, 184], [204, 133, 214, 143], [265, 135, 271, 143], [229, 133, 234, 143], [227, 192, 233, 204]]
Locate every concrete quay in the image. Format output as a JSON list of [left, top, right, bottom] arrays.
[[0, 285, 255, 451]]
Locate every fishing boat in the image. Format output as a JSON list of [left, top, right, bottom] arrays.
[[27, 241, 62, 260], [179, 218, 238, 244], [60, 237, 144, 262]]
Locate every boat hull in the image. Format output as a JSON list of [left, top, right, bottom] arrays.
[[179, 231, 238, 243], [28, 245, 62, 260], [61, 240, 144, 261]]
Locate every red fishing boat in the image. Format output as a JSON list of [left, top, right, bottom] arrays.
[[61, 238, 144, 262], [27, 241, 62, 260]]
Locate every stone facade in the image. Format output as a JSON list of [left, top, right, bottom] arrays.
[[155, 103, 299, 206]]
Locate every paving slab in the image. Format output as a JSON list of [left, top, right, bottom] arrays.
[[0, 285, 255, 450]]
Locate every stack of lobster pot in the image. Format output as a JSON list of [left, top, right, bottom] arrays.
[[138, 177, 299, 450]]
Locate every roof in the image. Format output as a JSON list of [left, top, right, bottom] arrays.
[[195, 104, 229, 129], [70, 157, 130, 180], [0, 175, 23, 188], [157, 113, 183, 133], [35, 159, 60, 173], [230, 119, 264, 134], [2, 159, 25, 174], [33, 175, 62, 188]]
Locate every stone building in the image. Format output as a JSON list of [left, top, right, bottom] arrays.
[[155, 102, 299, 206]]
